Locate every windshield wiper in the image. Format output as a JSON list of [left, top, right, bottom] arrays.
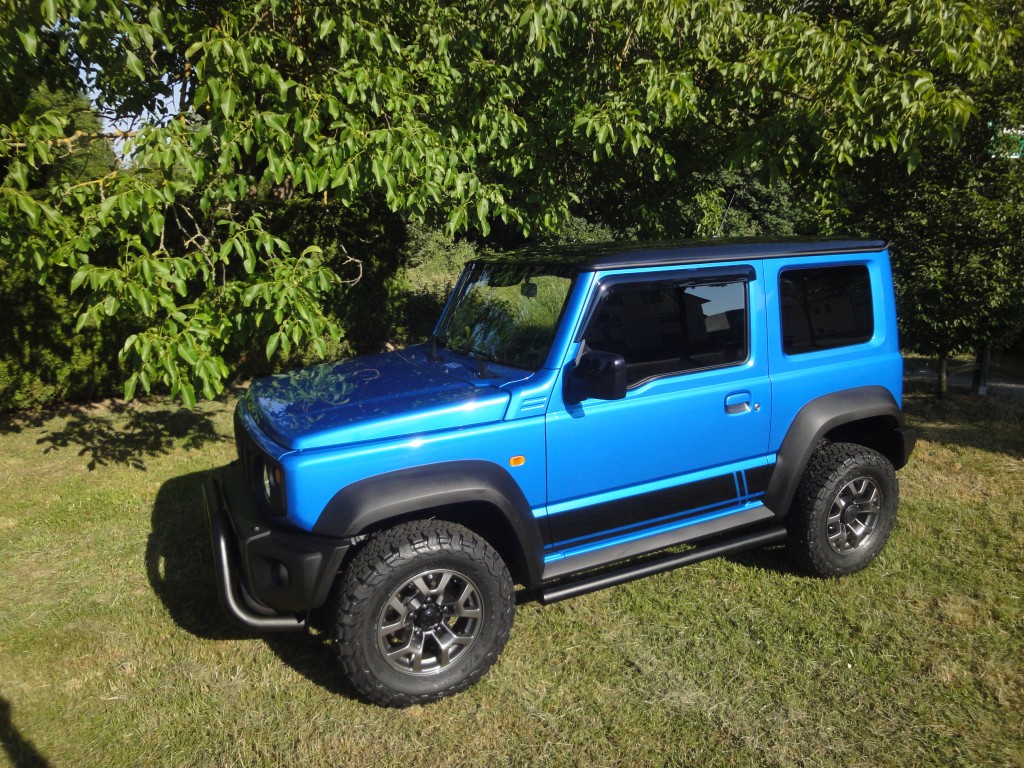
[[428, 333, 447, 362], [455, 345, 502, 378]]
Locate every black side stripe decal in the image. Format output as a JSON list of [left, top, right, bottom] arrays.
[[548, 463, 776, 551]]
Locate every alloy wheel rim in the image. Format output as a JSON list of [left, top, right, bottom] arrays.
[[377, 569, 483, 675], [826, 476, 882, 554]]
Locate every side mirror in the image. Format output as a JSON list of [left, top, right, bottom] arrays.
[[569, 351, 627, 402]]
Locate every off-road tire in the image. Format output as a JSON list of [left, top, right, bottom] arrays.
[[329, 520, 515, 707], [787, 442, 898, 577]]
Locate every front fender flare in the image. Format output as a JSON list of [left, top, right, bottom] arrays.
[[312, 460, 545, 587]]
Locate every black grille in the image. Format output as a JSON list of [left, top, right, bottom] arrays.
[[234, 410, 261, 485], [233, 409, 286, 516]]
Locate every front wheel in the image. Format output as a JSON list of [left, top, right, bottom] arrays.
[[330, 521, 515, 707], [787, 442, 898, 577]]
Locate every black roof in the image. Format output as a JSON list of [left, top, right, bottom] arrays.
[[474, 238, 888, 271]]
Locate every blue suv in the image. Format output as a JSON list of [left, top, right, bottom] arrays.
[[204, 239, 917, 706]]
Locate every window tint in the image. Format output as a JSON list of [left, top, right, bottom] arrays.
[[780, 265, 873, 354], [584, 279, 748, 386]]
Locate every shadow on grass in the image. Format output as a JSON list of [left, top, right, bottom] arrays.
[[263, 634, 363, 701], [148, 467, 363, 700], [0, 402, 230, 471], [903, 381, 1024, 460], [147, 469, 249, 640], [0, 698, 50, 768], [722, 543, 802, 575]]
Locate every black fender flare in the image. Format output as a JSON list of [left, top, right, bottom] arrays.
[[764, 386, 915, 517], [312, 460, 545, 587]]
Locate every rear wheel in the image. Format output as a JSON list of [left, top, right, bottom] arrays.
[[787, 442, 898, 577], [330, 520, 515, 707]]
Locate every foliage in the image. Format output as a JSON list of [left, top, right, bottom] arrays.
[[0, 256, 126, 410], [888, 161, 1024, 360], [540, 215, 617, 245], [391, 222, 477, 345], [1, 0, 1018, 403], [0, 88, 127, 411], [585, 169, 813, 240], [839, 5, 1024, 378]]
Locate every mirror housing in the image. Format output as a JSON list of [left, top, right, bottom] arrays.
[[569, 351, 627, 402]]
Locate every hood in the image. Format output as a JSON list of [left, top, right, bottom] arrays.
[[244, 350, 511, 451]]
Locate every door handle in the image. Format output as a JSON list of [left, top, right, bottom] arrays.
[[725, 391, 752, 415]]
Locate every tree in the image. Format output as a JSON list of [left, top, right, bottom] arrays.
[[0, 83, 130, 409], [883, 157, 1023, 397], [839, 2, 1024, 396], [1, 0, 1017, 403]]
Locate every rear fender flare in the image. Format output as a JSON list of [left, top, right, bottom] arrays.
[[765, 386, 910, 517]]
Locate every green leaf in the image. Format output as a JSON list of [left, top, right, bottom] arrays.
[[148, 6, 164, 34], [17, 28, 38, 57], [15, 193, 40, 227], [126, 51, 146, 81], [318, 18, 336, 39], [124, 373, 139, 402], [8, 162, 28, 190], [221, 86, 237, 120], [368, 29, 384, 54], [266, 332, 280, 359], [180, 383, 197, 409], [41, 0, 57, 25], [264, 113, 287, 134], [70, 269, 88, 293]]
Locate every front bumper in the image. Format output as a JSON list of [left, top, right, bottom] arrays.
[[203, 463, 352, 632]]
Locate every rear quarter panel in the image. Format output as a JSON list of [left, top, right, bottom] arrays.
[[761, 249, 903, 455]]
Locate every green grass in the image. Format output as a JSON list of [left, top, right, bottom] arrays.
[[1, 384, 1022, 767]]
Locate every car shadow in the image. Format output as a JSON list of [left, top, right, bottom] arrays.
[[262, 633, 363, 700], [148, 467, 364, 699], [720, 541, 801, 575], [147, 468, 251, 640]]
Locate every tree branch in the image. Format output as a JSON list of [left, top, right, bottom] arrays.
[[7, 130, 138, 149]]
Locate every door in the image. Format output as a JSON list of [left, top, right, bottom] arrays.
[[544, 264, 772, 557]]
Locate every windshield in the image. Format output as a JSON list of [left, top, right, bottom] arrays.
[[436, 262, 575, 371]]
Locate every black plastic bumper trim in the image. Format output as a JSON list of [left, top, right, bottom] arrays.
[[203, 475, 308, 632], [898, 426, 918, 468]]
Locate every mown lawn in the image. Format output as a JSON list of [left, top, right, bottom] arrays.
[[1, 382, 1021, 767]]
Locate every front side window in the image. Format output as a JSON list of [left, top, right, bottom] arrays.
[[583, 278, 749, 387], [436, 263, 575, 371], [780, 265, 873, 354]]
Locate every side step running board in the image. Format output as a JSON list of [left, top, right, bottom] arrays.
[[540, 527, 788, 604]]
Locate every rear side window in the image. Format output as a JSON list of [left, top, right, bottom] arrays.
[[584, 278, 748, 387], [780, 265, 873, 354]]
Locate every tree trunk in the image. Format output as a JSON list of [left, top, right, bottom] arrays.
[[971, 343, 992, 396], [936, 352, 948, 399]]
